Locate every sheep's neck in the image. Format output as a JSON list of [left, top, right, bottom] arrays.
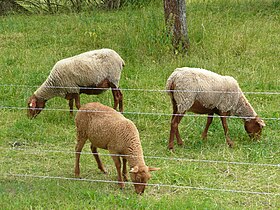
[[34, 78, 62, 100], [233, 94, 257, 120], [125, 141, 146, 168]]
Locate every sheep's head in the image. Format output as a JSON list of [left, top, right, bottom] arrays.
[[129, 165, 160, 195], [244, 116, 265, 140], [27, 95, 46, 119]]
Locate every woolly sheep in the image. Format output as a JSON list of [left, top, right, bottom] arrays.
[[166, 67, 265, 150], [74, 102, 160, 194], [27, 48, 124, 118]]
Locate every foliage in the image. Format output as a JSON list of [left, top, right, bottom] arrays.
[[0, 0, 279, 209], [11, 0, 153, 14]]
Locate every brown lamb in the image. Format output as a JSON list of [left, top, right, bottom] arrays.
[[75, 102, 160, 194]]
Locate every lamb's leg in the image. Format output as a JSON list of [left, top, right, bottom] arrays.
[[219, 113, 234, 148], [90, 144, 106, 173], [111, 155, 125, 189], [201, 114, 214, 140], [122, 158, 128, 181], [74, 137, 86, 178], [110, 82, 123, 112]]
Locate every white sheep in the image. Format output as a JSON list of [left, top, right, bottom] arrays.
[[27, 48, 124, 118], [74, 102, 160, 194], [166, 67, 265, 150]]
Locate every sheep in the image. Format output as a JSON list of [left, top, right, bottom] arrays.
[[27, 48, 124, 119], [74, 102, 160, 194], [166, 67, 265, 150]]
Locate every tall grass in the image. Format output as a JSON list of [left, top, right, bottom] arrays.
[[0, 0, 279, 209]]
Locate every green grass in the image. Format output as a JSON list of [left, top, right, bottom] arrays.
[[0, 0, 280, 209]]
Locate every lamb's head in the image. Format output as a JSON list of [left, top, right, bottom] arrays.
[[27, 95, 46, 119], [244, 116, 265, 140], [129, 165, 160, 195]]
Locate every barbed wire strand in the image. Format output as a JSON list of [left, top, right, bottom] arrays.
[[2, 173, 280, 196], [0, 106, 279, 121], [0, 84, 280, 95], [3, 147, 280, 168]]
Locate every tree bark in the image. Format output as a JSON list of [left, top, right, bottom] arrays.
[[104, 0, 121, 9], [164, 0, 190, 53]]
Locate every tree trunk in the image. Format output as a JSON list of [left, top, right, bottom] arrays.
[[104, 0, 121, 9], [163, 0, 190, 53]]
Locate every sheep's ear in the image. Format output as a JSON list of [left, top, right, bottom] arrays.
[[129, 166, 139, 173], [30, 99, 37, 108], [256, 117, 266, 127], [148, 167, 160, 172], [258, 120, 266, 127]]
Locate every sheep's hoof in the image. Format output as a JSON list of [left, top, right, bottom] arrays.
[[168, 147, 175, 153], [177, 141, 184, 146], [118, 183, 125, 189], [227, 140, 234, 148], [228, 142, 234, 148], [99, 167, 107, 174], [201, 133, 208, 140]]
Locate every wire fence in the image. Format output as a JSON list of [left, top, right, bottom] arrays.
[[2, 173, 279, 196], [1, 106, 280, 121], [1, 83, 279, 197], [1, 145, 280, 196], [1, 83, 280, 95], [2, 147, 280, 168]]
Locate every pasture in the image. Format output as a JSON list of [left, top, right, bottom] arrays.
[[0, 0, 279, 209]]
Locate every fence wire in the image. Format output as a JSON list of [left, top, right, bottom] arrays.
[[1, 84, 280, 95], [0, 106, 279, 121], [1, 173, 279, 196], [2, 147, 280, 168]]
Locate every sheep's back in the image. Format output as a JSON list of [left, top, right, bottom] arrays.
[[50, 49, 124, 92], [75, 102, 137, 152], [167, 67, 242, 113]]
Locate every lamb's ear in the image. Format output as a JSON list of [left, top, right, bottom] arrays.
[[148, 167, 160, 172], [30, 99, 37, 108], [129, 166, 139, 173]]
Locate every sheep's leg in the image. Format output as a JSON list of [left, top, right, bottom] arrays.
[[74, 138, 86, 178], [110, 83, 123, 112], [122, 158, 128, 182], [169, 113, 184, 150], [74, 94, 81, 110], [220, 113, 234, 148], [111, 155, 125, 189], [201, 114, 214, 140], [90, 144, 106, 173], [69, 98, 74, 116]]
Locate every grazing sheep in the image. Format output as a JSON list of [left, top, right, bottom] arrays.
[[166, 67, 265, 150], [27, 48, 124, 118], [75, 102, 160, 194]]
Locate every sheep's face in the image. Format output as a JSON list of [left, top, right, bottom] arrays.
[[27, 95, 46, 119], [244, 117, 265, 140], [129, 165, 160, 195]]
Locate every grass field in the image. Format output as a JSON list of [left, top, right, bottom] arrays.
[[0, 0, 279, 209]]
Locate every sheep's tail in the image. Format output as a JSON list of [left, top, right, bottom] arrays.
[[166, 73, 176, 97], [121, 58, 125, 67]]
